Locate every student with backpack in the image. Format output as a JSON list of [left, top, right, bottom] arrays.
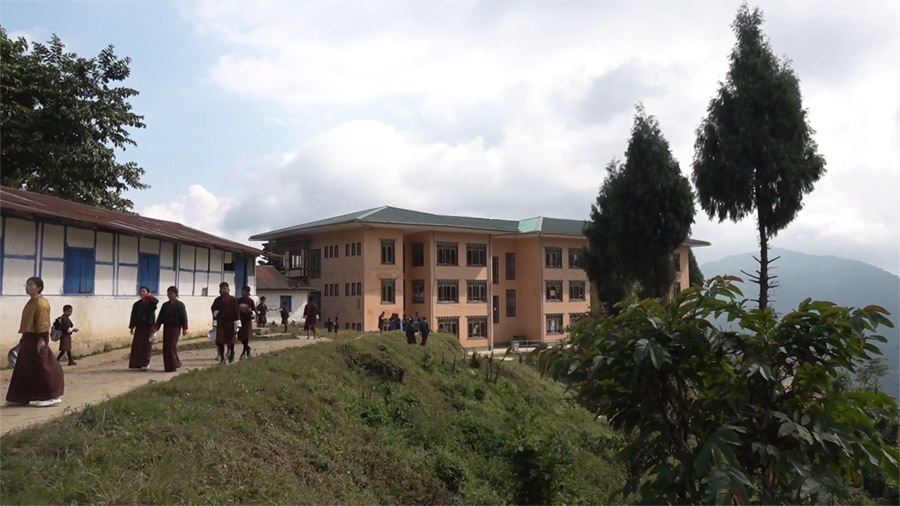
[[54, 304, 78, 366]]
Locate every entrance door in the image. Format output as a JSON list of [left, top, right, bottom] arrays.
[[234, 255, 247, 290]]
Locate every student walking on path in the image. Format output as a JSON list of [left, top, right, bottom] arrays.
[[55, 304, 79, 366], [129, 286, 158, 371], [211, 282, 240, 364], [155, 286, 188, 372], [5, 276, 64, 407], [237, 286, 257, 359], [303, 297, 318, 339]]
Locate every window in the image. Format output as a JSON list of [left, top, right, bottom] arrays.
[[546, 314, 563, 334], [673, 253, 681, 272], [351, 283, 357, 296], [493, 295, 500, 324], [381, 239, 395, 264], [138, 253, 160, 295], [492, 256, 499, 284], [466, 243, 486, 266], [310, 249, 322, 279], [291, 254, 302, 270], [346, 243, 350, 256], [437, 242, 458, 266], [437, 317, 459, 335], [467, 316, 487, 338], [506, 289, 516, 317], [356, 282, 362, 295], [412, 280, 425, 304], [672, 281, 682, 295], [356, 242, 362, 255], [505, 252, 516, 280], [437, 279, 458, 303], [569, 312, 588, 326], [381, 278, 395, 303], [64, 247, 95, 295], [345, 283, 350, 296], [350, 243, 357, 256], [568, 248, 584, 269], [545, 280, 563, 301], [466, 280, 487, 303], [324, 247, 329, 259], [412, 242, 424, 267], [545, 247, 562, 268], [569, 281, 586, 301]]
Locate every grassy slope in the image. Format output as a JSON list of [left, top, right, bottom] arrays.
[[0, 332, 624, 505]]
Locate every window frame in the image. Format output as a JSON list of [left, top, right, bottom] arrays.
[[437, 242, 458, 266], [569, 280, 586, 301], [545, 247, 563, 269], [465, 243, 487, 267], [64, 247, 96, 295], [505, 252, 516, 280], [437, 279, 459, 303], [545, 280, 563, 302], [381, 278, 395, 303], [506, 289, 517, 317], [412, 279, 425, 304], [466, 280, 487, 303]]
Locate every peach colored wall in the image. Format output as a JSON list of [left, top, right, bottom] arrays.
[[305, 229, 367, 329], [403, 231, 433, 321], [516, 237, 544, 342], [362, 228, 404, 331], [426, 231, 493, 346], [540, 237, 591, 343], [489, 238, 525, 344], [674, 245, 690, 292]]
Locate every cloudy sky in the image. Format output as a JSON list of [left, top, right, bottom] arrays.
[[3, 0, 899, 274]]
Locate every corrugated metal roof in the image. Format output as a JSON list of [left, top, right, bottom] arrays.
[[250, 206, 520, 240], [0, 186, 262, 256], [250, 205, 710, 245], [256, 265, 314, 290]]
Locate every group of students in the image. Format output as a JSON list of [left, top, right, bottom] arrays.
[[3, 277, 278, 407], [377, 311, 431, 346]]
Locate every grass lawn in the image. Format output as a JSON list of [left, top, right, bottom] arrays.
[[1, 332, 625, 504]]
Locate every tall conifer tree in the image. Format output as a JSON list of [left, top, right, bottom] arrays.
[[692, 4, 825, 309]]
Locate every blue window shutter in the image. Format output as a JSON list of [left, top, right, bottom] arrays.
[[65, 248, 95, 294], [138, 253, 160, 295]]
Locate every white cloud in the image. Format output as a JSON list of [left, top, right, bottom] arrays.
[[171, 0, 900, 275], [142, 184, 237, 240]]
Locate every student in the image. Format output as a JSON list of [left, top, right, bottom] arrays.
[[325, 317, 334, 333], [419, 316, 431, 346], [237, 285, 257, 360], [256, 296, 268, 327], [333, 316, 339, 334], [155, 286, 188, 372], [281, 304, 290, 333], [378, 311, 386, 332], [129, 286, 158, 371], [5, 277, 64, 407], [55, 304, 79, 366], [211, 282, 240, 365], [405, 318, 418, 345], [303, 297, 319, 339]]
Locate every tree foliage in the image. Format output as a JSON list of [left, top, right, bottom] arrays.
[[1, 28, 147, 211], [585, 106, 695, 305], [689, 249, 705, 287], [692, 4, 825, 310], [539, 277, 898, 504]]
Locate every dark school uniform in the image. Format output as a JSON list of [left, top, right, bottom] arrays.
[[6, 295, 64, 403], [156, 300, 188, 372], [129, 295, 158, 369]]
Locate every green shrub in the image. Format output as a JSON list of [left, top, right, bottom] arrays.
[[539, 276, 899, 504]]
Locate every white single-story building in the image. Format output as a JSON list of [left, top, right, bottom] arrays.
[[0, 186, 262, 364], [255, 265, 313, 326]]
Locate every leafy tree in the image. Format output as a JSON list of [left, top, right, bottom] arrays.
[[692, 4, 825, 310], [1, 28, 147, 211], [584, 106, 695, 305], [689, 249, 705, 286], [538, 278, 899, 504]]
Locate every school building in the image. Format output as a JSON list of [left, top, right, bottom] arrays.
[[251, 207, 709, 349], [0, 186, 262, 363]]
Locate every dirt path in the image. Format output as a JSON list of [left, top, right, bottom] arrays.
[[0, 336, 327, 436]]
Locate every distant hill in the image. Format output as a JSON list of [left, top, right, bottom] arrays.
[[702, 248, 899, 400]]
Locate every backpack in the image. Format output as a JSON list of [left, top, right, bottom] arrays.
[[51, 317, 63, 342]]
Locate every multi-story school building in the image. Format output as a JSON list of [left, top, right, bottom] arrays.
[[251, 207, 709, 349]]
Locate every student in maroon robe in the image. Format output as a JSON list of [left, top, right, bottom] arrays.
[[55, 304, 79, 366], [155, 286, 188, 372], [129, 286, 158, 371], [303, 297, 319, 339], [211, 282, 240, 364], [237, 285, 257, 360], [280, 304, 290, 332], [256, 296, 268, 327], [6, 277, 64, 407]]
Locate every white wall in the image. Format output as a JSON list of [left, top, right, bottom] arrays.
[[0, 215, 257, 365], [257, 289, 311, 325]]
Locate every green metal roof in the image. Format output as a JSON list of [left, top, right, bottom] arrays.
[[251, 206, 703, 244]]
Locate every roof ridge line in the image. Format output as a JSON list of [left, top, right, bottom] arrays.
[[357, 206, 389, 220]]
